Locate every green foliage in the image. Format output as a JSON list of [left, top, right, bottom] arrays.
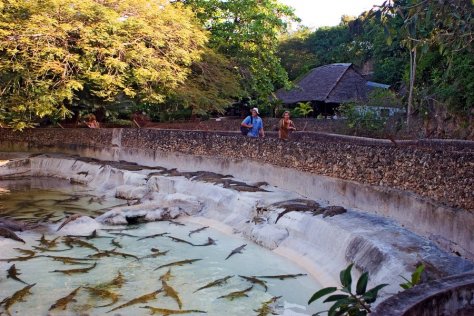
[[308, 287, 338, 305], [400, 264, 425, 290], [168, 49, 244, 116], [270, 96, 285, 118], [355, 13, 407, 86], [376, 0, 474, 122], [294, 102, 313, 118], [432, 52, 474, 115], [183, 0, 298, 102], [366, 89, 401, 108], [308, 264, 388, 316], [279, 0, 472, 130], [277, 12, 406, 87], [162, 107, 193, 122], [340, 103, 387, 135], [0, 0, 207, 130], [277, 28, 318, 80], [306, 25, 352, 66]]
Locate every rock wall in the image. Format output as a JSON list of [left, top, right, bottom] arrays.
[[373, 272, 474, 316], [1, 128, 471, 211]]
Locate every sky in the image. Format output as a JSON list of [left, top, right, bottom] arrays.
[[280, 0, 386, 29]]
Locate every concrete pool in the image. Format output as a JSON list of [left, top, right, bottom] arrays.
[[0, 128, 473, 315]]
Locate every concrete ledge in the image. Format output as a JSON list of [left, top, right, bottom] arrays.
[[373, 272, 474, 316]]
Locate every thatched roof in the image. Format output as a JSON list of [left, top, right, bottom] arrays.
[[276, 63, 371, 104]]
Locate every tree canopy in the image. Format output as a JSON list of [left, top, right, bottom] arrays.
[[377, 0, 473, 119], [180, 0, 298, 103], [167, 48, 244, 116], [0, 0, 472, 130], [277, 0, 473, 127], [0, 0, 207, 129], [278, 13, 408, 85]]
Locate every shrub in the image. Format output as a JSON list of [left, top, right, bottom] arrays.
[[366, 89, 402, 108], [294, 102, 314, 118], [340, 102, 387, 135], [308, 264, 388, 316]]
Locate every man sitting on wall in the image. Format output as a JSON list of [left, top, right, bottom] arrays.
[[241, 108, 265, 138]]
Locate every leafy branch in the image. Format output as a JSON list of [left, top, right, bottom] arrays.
[[308, 264, 388, 316]]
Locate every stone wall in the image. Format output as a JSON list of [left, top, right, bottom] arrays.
[[0, 128, 472, 211], [373, 272, 474, 316]]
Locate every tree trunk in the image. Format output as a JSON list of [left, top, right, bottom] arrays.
[[407, 46, 417, 130]]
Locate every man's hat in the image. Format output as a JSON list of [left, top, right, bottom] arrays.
[[251, 107, 259, 114]]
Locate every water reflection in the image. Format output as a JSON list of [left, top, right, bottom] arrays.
[[0, 177, 124, 225]]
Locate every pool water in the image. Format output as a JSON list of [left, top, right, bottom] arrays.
[[0, 179, 326, 316]]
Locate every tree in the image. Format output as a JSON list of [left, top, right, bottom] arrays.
[[345, 11, 407, 86], [376, 0, 474, 127], [306, 25, 352, 66], [434, 52, 474, 115], [277, 27, 318, 81], [168, 48, 244, 116], [0, 0, 207, 129], [180, 0, 298, 104], [277, 14, 406, 86]]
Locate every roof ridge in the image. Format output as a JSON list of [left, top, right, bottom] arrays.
[[292, 63, 350, 92], [324, 64, 352, 101]]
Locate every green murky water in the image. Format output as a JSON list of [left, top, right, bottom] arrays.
[[0, 178, 325, 316]]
